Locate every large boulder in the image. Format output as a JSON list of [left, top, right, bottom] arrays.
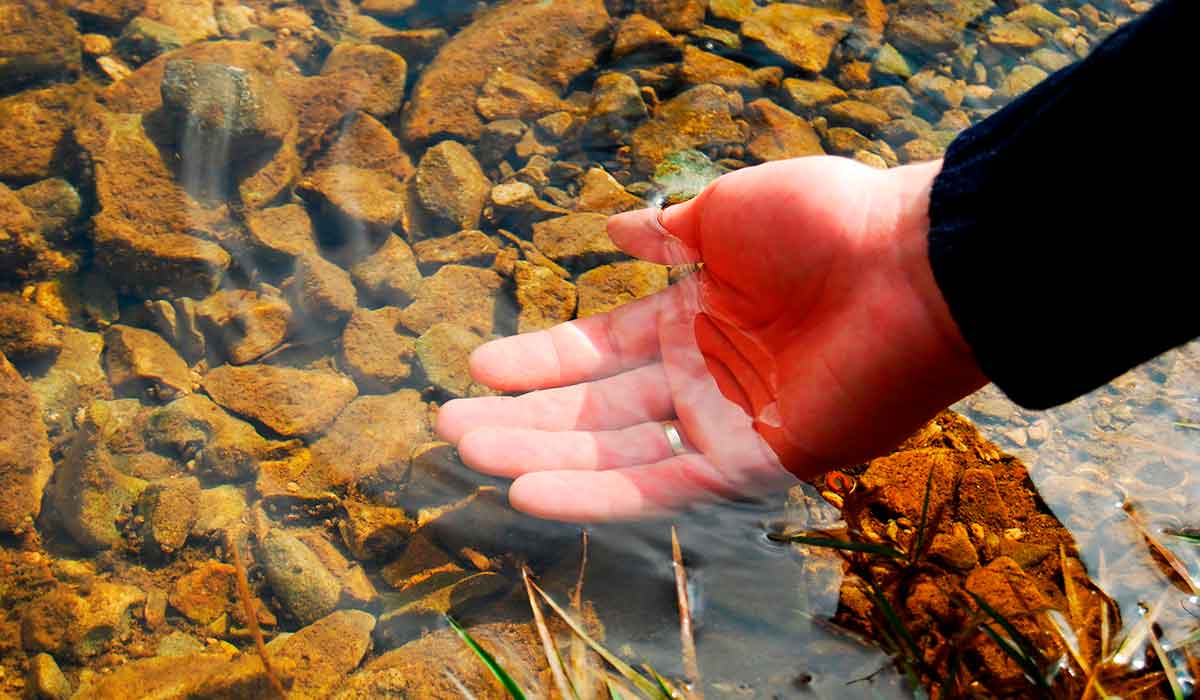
[[0, 84, 90, 184], [402, 0, 609, 144], [0, 352, 54, 536], [0, 0, 81, 88], [160, 58, 295, 161], [630, 85, 745, 174]]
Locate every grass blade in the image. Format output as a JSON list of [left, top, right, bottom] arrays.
[[645, 665, 681, 699], [1149, 627, 1185, 700], [966, 591, 1043, 666], [1045, 609, 1089, 674], [528, 578, 668, 699], [671, 527, 702, 699], [976, 623, 1051, 696], [911, 464, 936, 564], [523, 567, 577, 700], [1113, 589, 1169, 666], [446, 615, 528, 700], [570, 531, 592, 699], [766, 533, 904, 560], [1165, 529, 1200, 545], [865, 581, 922, 666]]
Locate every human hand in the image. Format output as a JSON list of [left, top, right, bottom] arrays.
[[436, 157, 986, 522]]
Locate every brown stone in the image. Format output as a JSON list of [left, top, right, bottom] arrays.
[[476, 68, 568, 122], [92, 213, 230, 298], [0, 182, 74, 282], [170, 561, 234, 624], [886, 0, 994, 54], [531, 213, 622, 268], [195, 289, 292, 364], [202, 364, 358, 437], [576, 167, 643, 215], [21, 583, 144, 660], [577, 261, 669, 317], [340, 307, 417, 393], [0, 84, 89, 184], [612, 14, 683, 62], [679, 45, 771, 93], [746, 98, 825, 163], [742, 4, 852, 73], [956, 468, 1011, 528], [826, 100, 891, 136], [143, 0, 219, 45], [398, 264, 502, 336], [781, 78, 847, 113], [244, 203, 320, 264], [402, 0, 609, 144], [583, 72, 647, 145], [0, 353, 54, 535], [313, 112, 414, 181], [0, 297, 61, 363], [0, 0, 81, 87], [308, 390, 430, 488], [101, 40, 280, 115], [350, 235, 423, 307], [630, 84, 744, 173], [104, 325, 193, 401], [145, 393, 271, 482], [514, 261, 577, 333], [299, 166, 407, 241], [415, 141, 492, 235], [339, 499, 415, 561], [413, 230, 499, 269], [288, 254, 358, 326], [636, 0, 705, 32], [415, 323, 495, 399], [136, 476, 201, 556], [859, 448, 969, 522]]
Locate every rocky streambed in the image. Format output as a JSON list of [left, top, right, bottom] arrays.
[[1, 0, 1188, 698]]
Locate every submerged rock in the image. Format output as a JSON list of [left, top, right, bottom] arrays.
[[103, 324, 193, 401], [135, 475, 201, 556], [287, 254, 358, 326], [160, 58, 295, 161], [308, 390, 430, 488], [0, 85, 89, 185], [195, 289, 292, 365], [350, 235, 423, 307], [260, 527, 343, 625], [169, 560, 234, 624], [145, 393, 272, 482], [29, 328, 112, 437], [746, 98, 825, 162], [531, 213, 621, 269], [582, 73, 647, 145], [576, 261, 669, 317], [415, 323, 494, 399], [313, 112, 414, 181], [21, 582, 145, 660], [114, 17, 183, 65], [741, 4, 852, 73], [630, 84, 744, 174], [1, 183, 74, 282], [340, 306, 417, 393], [0, 0, 81, 87], [50, 405, 149, 550], [202, 364, 358, 437], [0, 352, 55, 536], [244, 203, 320, 265], [339, 499, 414, 561], [887, 0, 994, 54], [415, 141, 491, 235], [92, 213, 230, 298], [402, 0, 609, 143], [269, 610, 377, 699], [398, 265, 502, 336], [298, 165, 407, 245], [334, 622, 545, 696], [514, 261, 577, 333], [0, 297, 61, 364]]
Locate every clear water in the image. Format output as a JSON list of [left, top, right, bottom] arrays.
[[0, 0, 1188, 698]]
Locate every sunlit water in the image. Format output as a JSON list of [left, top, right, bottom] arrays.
[[0, 0, 1187, 698]]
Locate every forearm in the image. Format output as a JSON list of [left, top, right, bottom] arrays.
[[925, 0, 1197, 409]]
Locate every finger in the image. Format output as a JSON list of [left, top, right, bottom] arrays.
[[436, 362, 674, 442], [469, 283, 691, 392], [507, 453, 790, 522], [606, 207, 701, 265], [456, 421, 685, 478]]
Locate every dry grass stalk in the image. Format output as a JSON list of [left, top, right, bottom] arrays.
[[228, 530, 288, 699], [671, 527, 702, 700]]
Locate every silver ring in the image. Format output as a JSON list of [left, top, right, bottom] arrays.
[[662, 421, 687, 456]]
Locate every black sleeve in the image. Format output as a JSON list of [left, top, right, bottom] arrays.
[[927, 0, 1197, 410]]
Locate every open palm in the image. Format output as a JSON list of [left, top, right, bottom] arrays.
[[436, 157, 984, 521]]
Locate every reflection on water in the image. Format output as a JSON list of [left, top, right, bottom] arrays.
[[0, 0, 1187, 697]]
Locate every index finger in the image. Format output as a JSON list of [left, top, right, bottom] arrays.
[[470, 281, 691, 392]]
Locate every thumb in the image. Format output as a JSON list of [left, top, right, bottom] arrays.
[[606, 194, 707, 265]]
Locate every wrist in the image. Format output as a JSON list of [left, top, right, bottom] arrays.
[[886, 159, 988, 396]]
